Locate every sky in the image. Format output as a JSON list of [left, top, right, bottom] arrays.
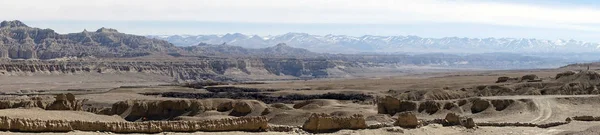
[[3, 0, 600, 42]]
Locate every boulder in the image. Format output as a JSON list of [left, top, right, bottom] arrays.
[[444, 113, 461, 126], [395, 112, 419, 128], [490, 99, 514, 111], [217, 101, 234, 112], [462, 118, 476, 128], [230, 101, 253, 116]]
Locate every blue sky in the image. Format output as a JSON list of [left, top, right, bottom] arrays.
[[4, 0, 600, 42]]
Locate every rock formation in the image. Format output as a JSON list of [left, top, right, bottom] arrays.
[[395, 112, 419, 128], [46, 94, 83, 110], [418, 100, 440, 114], [470, 98, 490, 113], [0, 116, 268, 133], [377, 97, 534, 116], [0, 94, 83, 111], [444, 113, 461, 126], [521, 74, 539, 81], [107, 99, 268, 121], [463, 118, 476, 128], [0, 20, 180, 59], [376, 96, 417, 115], [0, 58, 341, 81], [302, 113, 367, 133]]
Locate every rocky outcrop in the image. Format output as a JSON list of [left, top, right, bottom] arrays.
[[418, 100, 440, 114], [470, 98, 491, 113], [395, 112, 419, 128], [556, 71, 577, 79], [377, 97, 534, 115], [0, 58, 342, 81], [376, 96, 418, 115], [0, 20, 180, 59], [464, 118, 476, 128], [496, 76, 518, 83], [0, 94, 83, 110], [0, 100, 49, 109], [109, 100, 208, 121], [444, 113, 461, 126], [302, 113, 367, 133], [107, 99, 268, 121], [521, 74, 539, 81], [46, 94, 84, 111], [0, 116, 268, 133]]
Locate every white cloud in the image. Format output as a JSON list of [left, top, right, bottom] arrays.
[[2, 0, 600, 31]]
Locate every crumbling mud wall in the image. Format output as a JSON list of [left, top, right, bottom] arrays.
[[302, 113, 367, 133], [0, 116, 268, 133]]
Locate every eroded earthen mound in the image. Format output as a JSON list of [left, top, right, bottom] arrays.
[[395, 112, 419, 128], [302, 113, 367, 133]]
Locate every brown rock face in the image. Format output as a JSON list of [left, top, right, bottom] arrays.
[[463, 118, 477, 128], [496, 76, 511, 83], [490, 99, 515, 111], [556, 71, 576, 79], [418, 100, 440, 114], [108, 99, 268, 121], [395, 112, 419, 128], [302, 113, 367, 133], [444, 113, 461, 126], [217, 101, 234, 112], [521, 74, 538, 81], [230, 101, 253, 116], [377, 96, 417, 115], [45, 93, 84, 111], [0, 116, 268, 133], [110, 100, 207, 121], [470, 98, 490, 113]]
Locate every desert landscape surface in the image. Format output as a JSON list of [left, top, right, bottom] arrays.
[[2, 20, 600, 135]]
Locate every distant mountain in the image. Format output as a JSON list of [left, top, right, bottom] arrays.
[[182, 43, 319, 58], [149, 33, 600, 53], [0, 20, 181, 59]]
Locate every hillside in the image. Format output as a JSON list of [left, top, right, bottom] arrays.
[[0, 20, 181, 59]]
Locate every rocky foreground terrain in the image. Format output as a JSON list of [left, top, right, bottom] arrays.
[[1, 66, 600, 134]]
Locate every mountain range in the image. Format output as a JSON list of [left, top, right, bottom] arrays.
[[148, 33, 600, 53], [0, 20, 584, 69]]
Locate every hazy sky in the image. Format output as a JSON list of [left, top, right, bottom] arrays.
[[3, 0, 600, 41]]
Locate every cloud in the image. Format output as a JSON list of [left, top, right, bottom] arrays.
[[2, 0, 600, 31]]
